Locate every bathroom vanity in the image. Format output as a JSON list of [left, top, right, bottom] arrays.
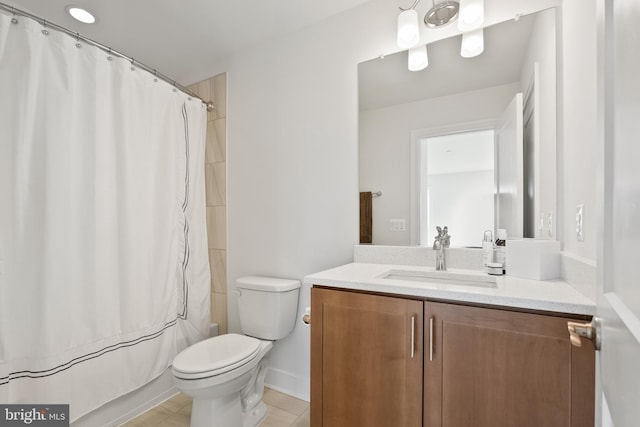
[[306, 263, 595, 427]]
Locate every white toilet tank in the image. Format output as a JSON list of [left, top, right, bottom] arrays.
[[236, 276, 301, 340]]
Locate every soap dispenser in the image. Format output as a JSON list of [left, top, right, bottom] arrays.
[[482, 230, 493, 267]]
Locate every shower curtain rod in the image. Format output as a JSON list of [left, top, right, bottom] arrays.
[[0, 2, 214, 112]]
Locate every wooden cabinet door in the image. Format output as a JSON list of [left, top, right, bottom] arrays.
[[311, 287, 423, 427], [424, 302, 595, 427]]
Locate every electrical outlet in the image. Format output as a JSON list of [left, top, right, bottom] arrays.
[[576, 204, 584, 242], [390, 218, 406, 231], [539, 213, 545, 234]]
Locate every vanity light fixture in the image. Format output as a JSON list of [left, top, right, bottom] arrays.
[[397, 9, 420, 48], [458, 0, 484, 31], [408, 44, 429, 71], [399, 0, 460, 36], [424, 1, 459, 28], [66, 6, 96, 24], [397, 0, 485, 70], [460, 28, 484, 58]]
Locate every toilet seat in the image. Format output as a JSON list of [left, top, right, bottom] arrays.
[[172, 333, 261, 380]]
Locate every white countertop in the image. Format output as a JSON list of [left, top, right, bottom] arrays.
[[304, 263, 595, 315]]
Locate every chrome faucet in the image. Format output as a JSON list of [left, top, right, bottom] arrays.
[[433, 226, 451, 271]]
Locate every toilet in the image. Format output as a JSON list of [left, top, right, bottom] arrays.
[[172, 276, 301, 427]]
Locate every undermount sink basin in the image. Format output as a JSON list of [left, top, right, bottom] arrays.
[[380, 269, 497, 288]]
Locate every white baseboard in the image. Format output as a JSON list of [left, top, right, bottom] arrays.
[[265, 367, 310, 403], [71, 369, 178, 427]]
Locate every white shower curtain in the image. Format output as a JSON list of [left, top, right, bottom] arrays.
[[0, 10, 210, 420]]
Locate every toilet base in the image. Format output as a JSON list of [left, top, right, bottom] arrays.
[[189, 389, 267, 427], [242, 401, 267, 427], [191, 393, 242, 427], [174, 340, 274, 427]]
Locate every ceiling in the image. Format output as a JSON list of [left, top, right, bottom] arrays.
[[359, 11, 537, 110], [4, 0, 372, 84], [426, 130, 495, 175]]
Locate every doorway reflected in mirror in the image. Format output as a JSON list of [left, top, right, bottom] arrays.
[[420, 129, 494, 247]]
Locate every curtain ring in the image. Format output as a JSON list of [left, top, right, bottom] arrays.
[[75, 32, 81, 48], [153, 70, 158, 82], [130, 58, 135, 71], [107, 48, 113, 61], [41, 19, 49, 35]]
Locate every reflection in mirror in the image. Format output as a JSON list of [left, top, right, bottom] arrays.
[[421, 130, 494, 247], [358, 8, 556, 247]]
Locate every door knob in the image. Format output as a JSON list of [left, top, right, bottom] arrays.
[[567, 317, 601, 350]]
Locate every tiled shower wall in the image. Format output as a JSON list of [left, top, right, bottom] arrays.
[[188, 73, 227, 334]]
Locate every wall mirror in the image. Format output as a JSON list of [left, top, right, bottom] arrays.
[[358, 7, 557, 247]]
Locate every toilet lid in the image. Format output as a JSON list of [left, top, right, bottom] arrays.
[[172, 333, 261, 379]]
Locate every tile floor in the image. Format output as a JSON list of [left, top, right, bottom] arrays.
[[120, 388, 309, 427]]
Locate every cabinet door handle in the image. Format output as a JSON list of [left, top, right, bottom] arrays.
[[410, 315, 416, 358], [429, 316, 434, 362]]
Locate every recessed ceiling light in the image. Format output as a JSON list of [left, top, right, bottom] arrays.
[[66, 6, 96, 24]]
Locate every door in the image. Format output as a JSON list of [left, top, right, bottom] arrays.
[[424, 302, 594, 427], [596, 0, 640, 425], [495, 93, 524, 238], [310, 288, 423, 427]]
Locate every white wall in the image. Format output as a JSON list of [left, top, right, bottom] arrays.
[[559, 0, 598, 262], [222, 1, 399, 400], [428, 170, 495, 248], [183, 0, 563, 401], [360, 83, 519, 246]]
